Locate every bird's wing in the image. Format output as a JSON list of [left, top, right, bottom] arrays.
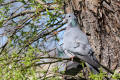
[[66, 37, 100, 69], [67, 39, 92, 56]]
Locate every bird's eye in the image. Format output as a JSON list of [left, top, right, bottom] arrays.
[[69, 15, 71, 17]]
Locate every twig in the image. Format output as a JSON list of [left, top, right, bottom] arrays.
[[0, 0, 19, 6], [0, 14, 34, 54], [17, 23, 64, 54], [3, 8, 54, 24], [43, 63, 51, 79]]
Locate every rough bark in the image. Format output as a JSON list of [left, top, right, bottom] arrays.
[[64, 0, 120, 72]]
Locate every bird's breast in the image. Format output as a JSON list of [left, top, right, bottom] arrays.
[[63, 28, 79, 49], [63, 27, 81, 41], [63, 27, 88, 50]]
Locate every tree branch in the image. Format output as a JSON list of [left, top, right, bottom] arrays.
[[0, 0, 19, 6], [3, 8, 54, 24]]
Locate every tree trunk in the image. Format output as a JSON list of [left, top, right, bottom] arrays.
[[64, 0, 120, 72]]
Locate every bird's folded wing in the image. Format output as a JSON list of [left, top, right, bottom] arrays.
[[67, 40, 91, 56]]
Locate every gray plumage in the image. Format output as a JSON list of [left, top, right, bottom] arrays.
[[63, 13, 100, 73]]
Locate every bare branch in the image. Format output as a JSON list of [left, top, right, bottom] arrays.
[[3, 8, 54, 24], [0, 0, 19, 6]]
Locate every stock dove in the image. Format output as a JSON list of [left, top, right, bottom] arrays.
[[63, 13, 100, 73]]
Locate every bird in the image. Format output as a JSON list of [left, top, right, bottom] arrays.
[[62, 13, 100, 74]]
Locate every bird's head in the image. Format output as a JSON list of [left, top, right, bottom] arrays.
[[63, 13, 78, 27]]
